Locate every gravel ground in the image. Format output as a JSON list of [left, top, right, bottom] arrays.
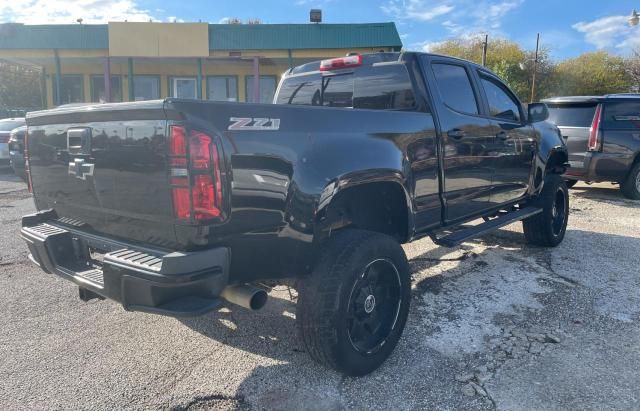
[[1, 168, 639, 410]]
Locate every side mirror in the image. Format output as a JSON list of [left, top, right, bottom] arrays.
[[527, 102, 549, 123]]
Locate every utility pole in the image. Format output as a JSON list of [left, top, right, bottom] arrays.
[[530, 33, 540, 103], [481, 34, 488, 67]]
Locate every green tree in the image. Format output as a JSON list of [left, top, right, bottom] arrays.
[[625, 48, 640, 92], [554, 51, 631, 96], [0, 62, 43, 110]]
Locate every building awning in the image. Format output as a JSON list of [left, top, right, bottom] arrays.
[[0, 22, 402, 52]]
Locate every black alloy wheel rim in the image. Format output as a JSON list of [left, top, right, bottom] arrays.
[[346, 258, 402, 355], [551, 188, 567, 236]]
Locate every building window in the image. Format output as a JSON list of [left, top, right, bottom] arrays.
[[245, 75, 277, 104], [133, 75, 160, 101], [207, 76, 238, 102], [90, 75, 122, 103], [170, 77, 197, 99], [52, 74, 84, 105]]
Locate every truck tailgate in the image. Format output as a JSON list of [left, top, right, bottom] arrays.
[[26, 101, 179, 248]]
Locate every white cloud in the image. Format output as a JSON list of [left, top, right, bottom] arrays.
[[382, 0, 523, 40], [165, 16, 185, 23], [573, 14, 639, 51], [416, 39, 448, 52], [0, 0, 157, 24], [381, 1, 455, 21]]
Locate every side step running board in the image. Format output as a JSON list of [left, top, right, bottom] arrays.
[[432, 206, 542, 247]]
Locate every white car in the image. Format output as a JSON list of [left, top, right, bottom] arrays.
[[0, 118, 26, 166]]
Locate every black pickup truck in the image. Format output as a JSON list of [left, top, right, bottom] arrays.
[[21, 52, 568, 376]]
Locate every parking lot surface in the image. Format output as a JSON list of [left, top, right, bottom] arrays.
[[1, 168, 639, 410]]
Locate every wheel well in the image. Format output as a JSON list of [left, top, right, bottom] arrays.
[[317, 182, 410, 243]]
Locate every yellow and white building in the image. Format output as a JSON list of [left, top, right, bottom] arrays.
[[0, 21, 402, 108]]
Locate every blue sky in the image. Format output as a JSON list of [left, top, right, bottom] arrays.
[[1, 0, 639, 59]]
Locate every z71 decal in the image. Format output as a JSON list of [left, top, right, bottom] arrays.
[[228, 117, 281, 131]]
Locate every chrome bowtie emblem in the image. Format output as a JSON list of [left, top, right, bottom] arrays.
[[68, 158, 94, 180], [364, 294, 376, 313]]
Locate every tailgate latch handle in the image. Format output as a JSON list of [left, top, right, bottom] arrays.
[[67, 127, 92, 155]]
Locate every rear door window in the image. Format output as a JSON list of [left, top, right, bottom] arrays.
[[353, 64, 416, 110], [547, 104, 597, 127], [431, 63, 479, 115], [602, 100, 640, 129]]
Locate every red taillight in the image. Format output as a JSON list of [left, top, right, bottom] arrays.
[[588, 104, 602, 152], [24, 128, 33, 193], [192, 174, 219, 219], [169, 125, 222, 221], [170, 126, 186, 156], [189, 131, 211, 170], [319, 54, 362, 71], [171, 185, 190, 219]]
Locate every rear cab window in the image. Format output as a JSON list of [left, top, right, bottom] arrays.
[[276, 62, 416, 111], [547, 104, 597, 128]]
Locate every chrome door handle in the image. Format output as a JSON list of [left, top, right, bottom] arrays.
[[447, 129, 466, 139]]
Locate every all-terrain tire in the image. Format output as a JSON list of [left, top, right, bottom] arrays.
[[296, 229, 411, 376], [620, 162, 640, 200], [523, 174, 569, 247]]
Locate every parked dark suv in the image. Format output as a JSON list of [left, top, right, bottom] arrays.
[[544, 94, 640, 199]]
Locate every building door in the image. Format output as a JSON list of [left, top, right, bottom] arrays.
[[172, 77, 197, 99]]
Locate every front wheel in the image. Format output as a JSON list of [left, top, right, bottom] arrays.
[[523, 174, 569, 247], [296, 229, 411, 376], [620, 163, 640, 200]]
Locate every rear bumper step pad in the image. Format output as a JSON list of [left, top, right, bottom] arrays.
[[21, 210, 230, 317]]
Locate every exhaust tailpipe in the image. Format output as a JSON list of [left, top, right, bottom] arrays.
[[221, 284, 268, 311]]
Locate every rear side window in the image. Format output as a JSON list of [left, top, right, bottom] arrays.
[[431, 63, 478, 115], [275, 64, 415, 110], [547, 104, 597, 127], [602, 100, 640, 129]]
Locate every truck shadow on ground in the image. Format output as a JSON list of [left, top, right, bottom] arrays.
[[175, 227, 640, 409], [179, 240, 483, 364], [178, 227, 558, 364]]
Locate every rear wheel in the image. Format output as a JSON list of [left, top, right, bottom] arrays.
[[296, 229, 411, 376], [620, 162, 640, 200], [523, 174, 569, 247]]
